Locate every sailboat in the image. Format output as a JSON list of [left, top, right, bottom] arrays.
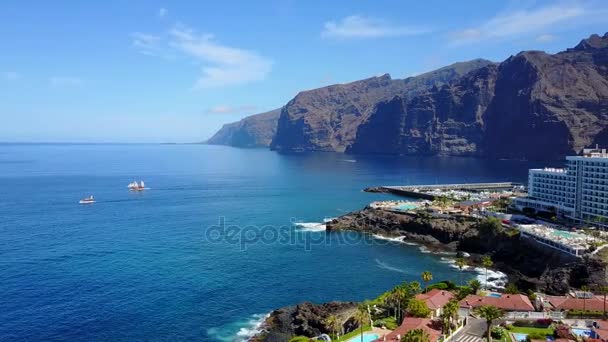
[[128, 180, 146, 191], [79, 195, 95, 204]]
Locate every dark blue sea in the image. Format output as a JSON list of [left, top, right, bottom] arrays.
[[0, 144, 553, 341]]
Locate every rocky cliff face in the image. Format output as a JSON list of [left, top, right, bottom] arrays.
[[327, 207, 608, 294], [270, 59, 493, 152], [205, 108, 281, 147], [349, 33, 608, 160], [348, 65, 498, 155]]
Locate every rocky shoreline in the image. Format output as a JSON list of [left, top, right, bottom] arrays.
[[252, 206, 607, 342], [326, 207, 607, 294]]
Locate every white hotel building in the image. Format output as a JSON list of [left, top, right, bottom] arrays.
[[513, 147, 608, 226]]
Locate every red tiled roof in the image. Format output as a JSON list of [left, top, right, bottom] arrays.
[[545, 295, 608, 312], [416, 289, 455, 310], [374, 317, 442, 342], [459, 294, 534, 312], [593, 320, 608, 340]]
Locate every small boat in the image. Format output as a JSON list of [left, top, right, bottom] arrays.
[[79, 195, 95, 204], [128, 180, 146, 191]]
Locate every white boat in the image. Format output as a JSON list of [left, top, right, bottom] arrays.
[[79, 195, 95, 204], [128, 180, 146, 191]]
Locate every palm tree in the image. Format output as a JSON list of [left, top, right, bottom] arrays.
[[401, 328, 430, 342], [353, 308, 369, 342], [581, 285, 590, 315], [421, 271, 433, 292], [473, 305, 504, 342], [324, 314, 342, 341], [386, 288, 406, 321], [597, 285, 608, 319], [469, 279, 482, 295], [455, 258, 467, 286], [482, 256, 493, 290], [440, 300, 459, 335], [409, 281, 421, 295]]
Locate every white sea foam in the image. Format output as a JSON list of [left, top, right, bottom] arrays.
[[207, 313, 270, 342], [294, 222, 326, 232], [234, 313, 269, 341], [474, 267, 508, 289], [440, 257, 507, 289], [340, 159, 357, 163], [372, 234, 405, 243]]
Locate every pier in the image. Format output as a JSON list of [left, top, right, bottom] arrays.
[[373, 182, 522, 199]]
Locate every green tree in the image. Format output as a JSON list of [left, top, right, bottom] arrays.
[[401, 328, 430, 342], [352, 308, 369, 342], [469, 279, 482, 295], [440, 299, 459, 334], [421, 271, 433, 292], [407, 298, 431, 318], [478, 217, 503, 235], [324, 314, 341, 341], [455, 257, 467, 286], [482, 256, 494, 290], [386, 287, 408, 322], [409, 281, 422, 295], [505, 283, 519, 294], [473, 305, 504, 342], [581, 285, 590, 314]]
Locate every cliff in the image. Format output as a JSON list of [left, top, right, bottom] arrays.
[[205, 108, 281, 147], [348, 33, 608, 160], [270, 59, 493, 152]]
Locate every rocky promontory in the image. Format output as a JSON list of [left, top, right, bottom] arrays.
[[253, 302, 358, 342], [327, 207, 607, 294]]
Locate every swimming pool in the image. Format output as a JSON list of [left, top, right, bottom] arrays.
[[572, 328, 596, 338], [347, 332, 379, 342], [486, 293, 502, 298], [512, 333, 528, 342], [394, 203, 417, 211]]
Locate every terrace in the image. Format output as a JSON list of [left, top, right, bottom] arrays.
[[517, 224, 602, 257]]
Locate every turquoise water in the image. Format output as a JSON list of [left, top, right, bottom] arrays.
[[348, 332, 379, 342], [395, 203, 418, 211], [512, 333, 528, 341], [572, 328, 596, 338], [0, 144, 546, 341]]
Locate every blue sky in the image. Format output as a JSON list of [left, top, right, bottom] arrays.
[[1, 0, 607, 142]]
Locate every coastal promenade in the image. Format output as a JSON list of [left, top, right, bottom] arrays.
[[377, 182, 522, 199]]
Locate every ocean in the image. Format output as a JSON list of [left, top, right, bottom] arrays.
[[0, 144, 554, 341]]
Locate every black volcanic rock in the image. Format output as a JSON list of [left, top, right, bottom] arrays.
[[269, 59, 493, 152], [205, 108, 281, 147], [349, 32, 608, 160]]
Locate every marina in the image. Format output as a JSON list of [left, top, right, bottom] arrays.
[[372, 182, 523, 200]]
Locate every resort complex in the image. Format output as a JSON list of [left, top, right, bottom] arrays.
[[513, 147, 608, 227]]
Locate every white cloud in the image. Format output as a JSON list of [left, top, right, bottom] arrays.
[[450, 4, 585, 45], [169, 25, 273, 88], [536, 34, 557, 42], [2, 71, 20, 81], [50, 76, 83, 87], [130, 32, 163, 56], [158, 8, 167, 18], [206, 104, 258, 114], [130, 24, 272, 88], [321, 15, 429, 39]]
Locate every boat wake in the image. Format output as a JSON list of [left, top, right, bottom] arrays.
[[206, 313, 270, 342], [375, 258, 411, 274]]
